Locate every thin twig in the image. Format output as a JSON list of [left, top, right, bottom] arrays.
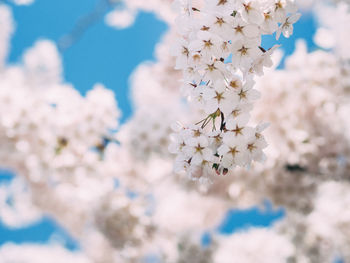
[[57, 0, 119, 52]]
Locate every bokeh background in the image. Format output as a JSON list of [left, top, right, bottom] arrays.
[[0, 0, 319, 254]]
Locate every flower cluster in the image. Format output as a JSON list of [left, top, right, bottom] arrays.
[[170, 0, 300, 179], [213, 228, 294, 263], [276, 181, 350, 263], [118, 107, 177, 161], [94, 190, 154, 258], [174, 234, 214, 263], [0, 37, 120, 184]]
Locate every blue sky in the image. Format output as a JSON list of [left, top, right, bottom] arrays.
[[0, 0, 318, 251]]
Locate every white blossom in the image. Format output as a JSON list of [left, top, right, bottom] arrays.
[[170, 0, 300, 177]]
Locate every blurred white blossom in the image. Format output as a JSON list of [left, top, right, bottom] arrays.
[[0, 1, 349, 263]]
